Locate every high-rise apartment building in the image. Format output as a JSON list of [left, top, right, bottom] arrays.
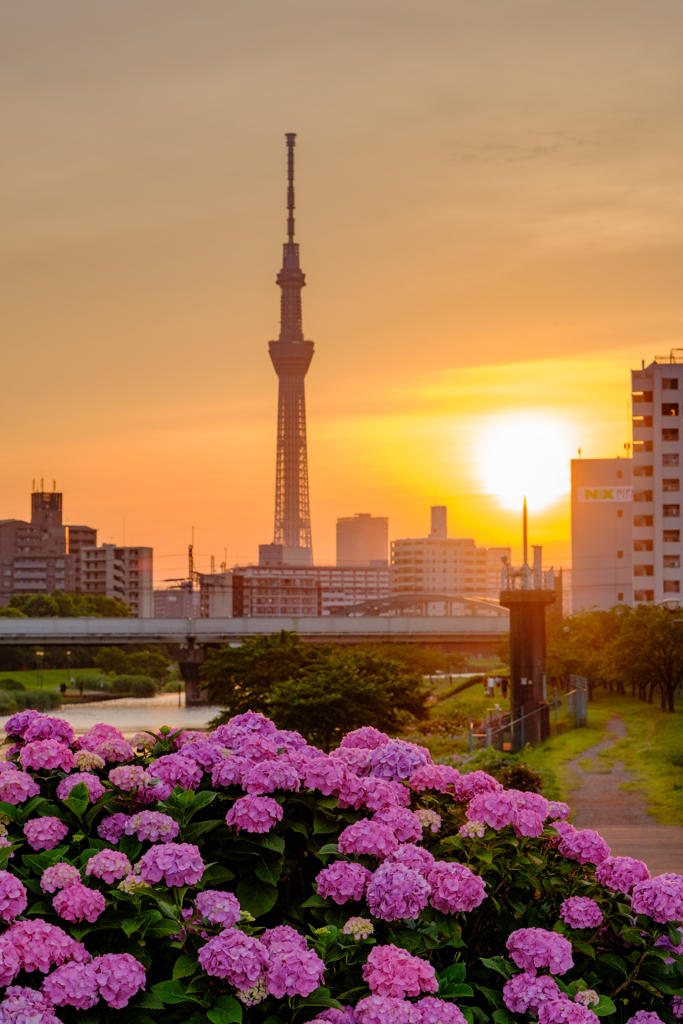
[[79, 544, 153, 618], [336, 514, 388, 566], [571, 458, 633, 611]]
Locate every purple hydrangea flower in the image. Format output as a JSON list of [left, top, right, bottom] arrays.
[[560, 897, 604, 930], [338, 820, 399, 858], [0, 870, 27, 921], [538, 999, 599, 1024], [362, 943, 438, 997], [226, 794, 283, 834], [4, 919, 90, 973], [138, 842, 205, 887], [265, 945, 325, 997], [42, 961, 99, 1010], [340, 727, 391, 750], [24, 716, 75, 747], [361, 777, 411, 811], [198, 929, 268, 988], [506, 928, 574, 976], [20, 740, 75, 773], [372, 806, 423, 843], [466, 791, 516, 830], [85, 850, 131, 884], [303, 756, 350, 796], [195, 890, 241, 926], [124, 811, 180, 843], [77, 723, 125, 750], [53, 883, 106, 923], [92, 952, 146, 1008], [0, 935, 21, 987], [428, 861, 487, 913], [369, 740, 431, 782], [244, 758, 301, 794], [108, 765, 151, 791], [56, 773, 106, 803], [0, 769, 40, 806], [366, 862, 431, 921], [503, 973, 561, 1014], [631, 874, 683, 923], [4, 709, 42, 738], [418, 997, 469, 1024], [331, 747, 373, 776], [595, 856, 650, 894], [215, 711, 278, 742], [23, 817, 69, 851], [671, 998, 683, 1019], [41, 863, 81, 893], [386, 843, 436, 877], [97, 813, 130, 843], [547, 801, 571, 820], [178, 741, 222, 769], [553, 823, 610, 866], [0, 986, 60, 1024], [316, 861, 372, 904]]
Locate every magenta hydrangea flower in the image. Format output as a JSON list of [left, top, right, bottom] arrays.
[[56, 773, 106, 803], [108, 765, 151, 791], [4, 709, 42, 738], [315, 1008, 356, 1024], [0, 769, 40, 805], [148, 753, 203, 796], [418, 997, 469, 1024], [273, 728, 308, 750], [266, 945, 325, 997], [92, 738, 135, 763], [198, 929, 268, 989], [595, 856, 650, 894], [24, 716, 75, 747], [42, 961, 99, 1010], [4, 919, 90, 974], [340, 727, 391, 750], [467, 791, 515, 830], [217, 710, 278, 741], [20, 739, 75, 773], [77, 723, 125, 750], [53, 883, 105, 923], [626, 1015, 664, 1024], [631, 874, 683, 923], [244, 758, 301, 795], [386, 843, 436, 877], [671, 998, 683, 1020], [513, 808, 546, 839], [231, 733, 279, 762], [0, 870, 27, 921], [316, 861, 372, 904], [261, 925, 309, 952], [92, 952, 146, 1008], [41, 863, 81, 893], [302, 756, 349, 796], [354, 994, 421, 1024], [547, 801, 571, 820], [369, 740, 431, 782], [538, 999, 599, 1024], [553, 823, 610, 866], [373, 807, 423, 843], [138, 842, 205, 887], [23, 817, 69, 851], [331, 747, 373, 776], [506, 928, 574, 976], [457, 770, 503, 801], [226, 794, 283, 834], [124, 811, 180, 843], [85, 850, 132, 885], [366, 862, 431, 921], [97, 813, 130, 842], [362, 777, 411, 811], [362, 943, 438, 997], [336, 772, 367, 810], [428, 861, 487, 913], [179, 741, 223, 769], [0, 986, 60, 1024], [195, 890, 241, 926], [503, 973, 562, 1013], [560, 897, 604, 930], [0, 935, 21, 986], [409, 764, 462, 793], [338, 820, 399, 858], [211, 755, 248, 788]]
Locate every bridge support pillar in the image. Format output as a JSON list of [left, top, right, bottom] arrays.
[[177, 644, 208, 706]]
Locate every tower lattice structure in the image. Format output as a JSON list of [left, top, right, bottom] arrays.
[[269, 133, 314, 559]]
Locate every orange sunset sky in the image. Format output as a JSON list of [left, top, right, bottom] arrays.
[[2, 1, 683, 585]]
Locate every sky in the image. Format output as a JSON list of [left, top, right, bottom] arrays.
[[2, 0, 683, 583]]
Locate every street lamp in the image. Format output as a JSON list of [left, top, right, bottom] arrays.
[[661, 598, 680, 614], [36, 651, 44, 689]]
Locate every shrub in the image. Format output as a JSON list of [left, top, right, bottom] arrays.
[[0, 678, 25, 691], [12, 689, 61, 711], [112, 674, 156, 697], [0, 710, 679, 1024], [0, 691, 16, 714], [74, 672, 110, 691], [162, 679, 185, 693]]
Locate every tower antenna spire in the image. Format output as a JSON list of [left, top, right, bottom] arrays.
[[286, 132, 296, 244]]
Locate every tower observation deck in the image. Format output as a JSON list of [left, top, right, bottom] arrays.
[[267, 133, 314, 565]]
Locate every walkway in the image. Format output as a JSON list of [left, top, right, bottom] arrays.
[[566, 715, 683, 876]]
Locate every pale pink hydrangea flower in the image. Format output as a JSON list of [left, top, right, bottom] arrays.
[[409, 764, 461, 794], [53, 883, 105, 923], [24, 716, 75, 747], [265, 945, 325, 997], [23, 817, 69, 851], [138, 842, 204, 886], [92, 952, 146, 1008], [366, 861, 431, 921], [41, 863, 81, 893], [418, 997, 469, 1024], [20, 740, 75, 774], [56, 773, 106, 803], [226, 794, 283, 834], [506, 928, 574, 976], [386, 843, 435, 877], [538, 999, 599, 1024], [372, 806, 423, 843], [0, 986, 61, 1024], [0, 769, 40, 805], [340, 727, 391, 750], [42, 961, 99, 1010], [195, 890, 241, 926], [560, 897, 604, 929], [86, 850, 132, 884], [428, 861, 487, 913], [235, 979, 268, 1006], [362, 943, 438, 998], [117, 875, 150, 895], [503, 973, 562, 1014], [575, 991, 600, 1008], [76, 723, 125, 750], [124, 811, 180, 843], [317, 861, 372, 904], [338, 820, 399, 858], [415, 809, 442, 833], [547, 801, 571, 820], [460, 820, 486, 838], [108, 765, 151, 791], [631, 874, 683, 924], [97, 813, 130, 842], [342, 916, 374, 939], [0, 870, 27, 921], [4, 919, 90, 974], [93, 738, 135, 763], [369, 740, 431, 782], [198, 929, 268, 989], [595, 856, 650, 894], [75, 750, 105, 771], [130, 732, 155, 751]]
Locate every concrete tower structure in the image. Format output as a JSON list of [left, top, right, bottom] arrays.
[[264, 133, 314, 567]]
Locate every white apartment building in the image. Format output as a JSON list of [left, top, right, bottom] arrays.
[[336, 513, 388, 566], [79, 544, 153, 617], [571, 458, 633, 611], [231, 564, 390, 616]]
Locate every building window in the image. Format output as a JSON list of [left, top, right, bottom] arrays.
[[617, 550, 623, 559], [617, 510, 623, 518], [634, 565, 654, 576], [617, 470, 623, 479], [633, 440, 653, 452], [664, 453, 680, 466], [633, 416, 653, 428], [634, 490, 653, 502], [634, 589, 654, 602], [634, 539, 653, 551], [663, 378, 679, 390], [662, 403, 680, 416], [664, 505, 681, 517], [634, 466, 653, 477], [664, 555, 681, 568], [664, 580, 681, 593], [664, 479, 681, 492], [632, 391, 653, 402], [663, 428, 679, 441], [664, 530, 681, 542], [617, 592, 624, 601]]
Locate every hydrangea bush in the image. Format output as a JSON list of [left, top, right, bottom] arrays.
[[0, 709, 679, 1024]]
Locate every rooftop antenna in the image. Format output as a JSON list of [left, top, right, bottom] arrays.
[[286, 132, 296, 244], [40, 478, 44, 491], [53, 480, 56, 491], [522, 496, 528, 568], [32, 480, 35, 492]]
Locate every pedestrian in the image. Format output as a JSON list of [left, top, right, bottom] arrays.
[[501, 677, 508, 699]]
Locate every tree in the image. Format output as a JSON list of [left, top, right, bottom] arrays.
[[267, 649, 429, 749], [13, 594, 59, 617], [7, 592, 129, 618], [127, 650, 169, 680], [610, 604, 683, 711], [94, 646, 130, 676], [0, 608, 27, 618], [546, 607, 628, 700]]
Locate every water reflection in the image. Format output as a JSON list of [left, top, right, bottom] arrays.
[[0, 694, 218, 738]]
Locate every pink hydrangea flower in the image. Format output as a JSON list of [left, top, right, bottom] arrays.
[[108, 765, 151, 791], [506, 928, 574, 976], [547, 801, 571, 820], [560, 897, 604, 929], [373, 806, 423, 843], [0, 986, 60, 1024], [418, 997, 469, 1024], [56, 773, 106, 803], [53, 883, 105, 923], [362, 777, 411, 811], [0, 935, 21, 986], [138, 842, 205, 887], [86, 850, 132, 884], [338, 820, 399, 858], [216, 711, 278, 742], [467, 791, 516, 830], [261, 925, 309, 952], [428, 861, 487, 913], [386, 843, 435, 877], [335, 771, 367, 811], [631, 874, 683, 923], [369, 740, 431, 782], [538, 999, 599, 1024], [409, 764, 461, 793], [179, 741, 223, 769], [553, 823, 610, 866], [513, 808, 546, 839], [42, 961, 99, 1009], [366, 861, 431, 921], [266, 945, 325, 997], [303, 756, 350, 796], [4, 709, 42, 738], [195, 890, 241, 926], [93, 738, 135, 763], [342, 917, 374, 939], [340, 727, 390, 750], [331, 747, 373, 776], [211, 755, 248, 788], [457, 770, 503, 801], [41, 863, 81, 893], [626, 1015, 664, 1024], [362, 943, 438, 997], [77, 723, 125, 750], [315, 1008, 356, 1024], [503, 973, 562, 1014], [273, 728, 308, 750], [354, 994, 421, 1024], [460, 820, 486, 838], [149, 753, 203, 794], [244, 758, 301, 794], [97, 813, 130, 842], [20, 740, 75, 773], [4, 919, 90, 974], [23, 817, 69, 851], [595, 856, 651, 894], [92, 952, 146, 1008], [124, 811, 180, 843], [575, 991, 600, 1008], [24, 716, 75, 747], [0, 769, 40, 805], [0, 870, 27, 921], [226, 794, 283, 834], [316, 861, 372, 904], [231, 733, 279, 761], [198, 929, 268, 989]]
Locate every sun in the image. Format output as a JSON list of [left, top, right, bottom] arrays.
[[476, 412, 572, 512]]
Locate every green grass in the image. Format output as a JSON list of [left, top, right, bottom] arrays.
[[0, 669, 68, 691]]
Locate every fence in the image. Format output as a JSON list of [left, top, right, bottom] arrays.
[[468, 679, 589, 753]]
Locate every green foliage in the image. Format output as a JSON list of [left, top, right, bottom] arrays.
[[12, 689, 61, 711], [127, 650, 170, 680], [94, 646, 131, 676], [7, 591, 130, 618], [73, 671, 110, 690], [0, 678, 25, 692], [0, 606, 27, 618], [0, 691, 17, 714], [352, 643, 468, 675], [460, 749, 544, 793], [112, 674, 157, 697]]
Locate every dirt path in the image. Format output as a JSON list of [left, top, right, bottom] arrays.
[[565, 714, 683, 875]]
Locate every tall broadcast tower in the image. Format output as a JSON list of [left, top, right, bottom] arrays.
[[266, 133, 314, 566]]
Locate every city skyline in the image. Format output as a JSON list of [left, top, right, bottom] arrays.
[[2, 2, 682, 584]]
